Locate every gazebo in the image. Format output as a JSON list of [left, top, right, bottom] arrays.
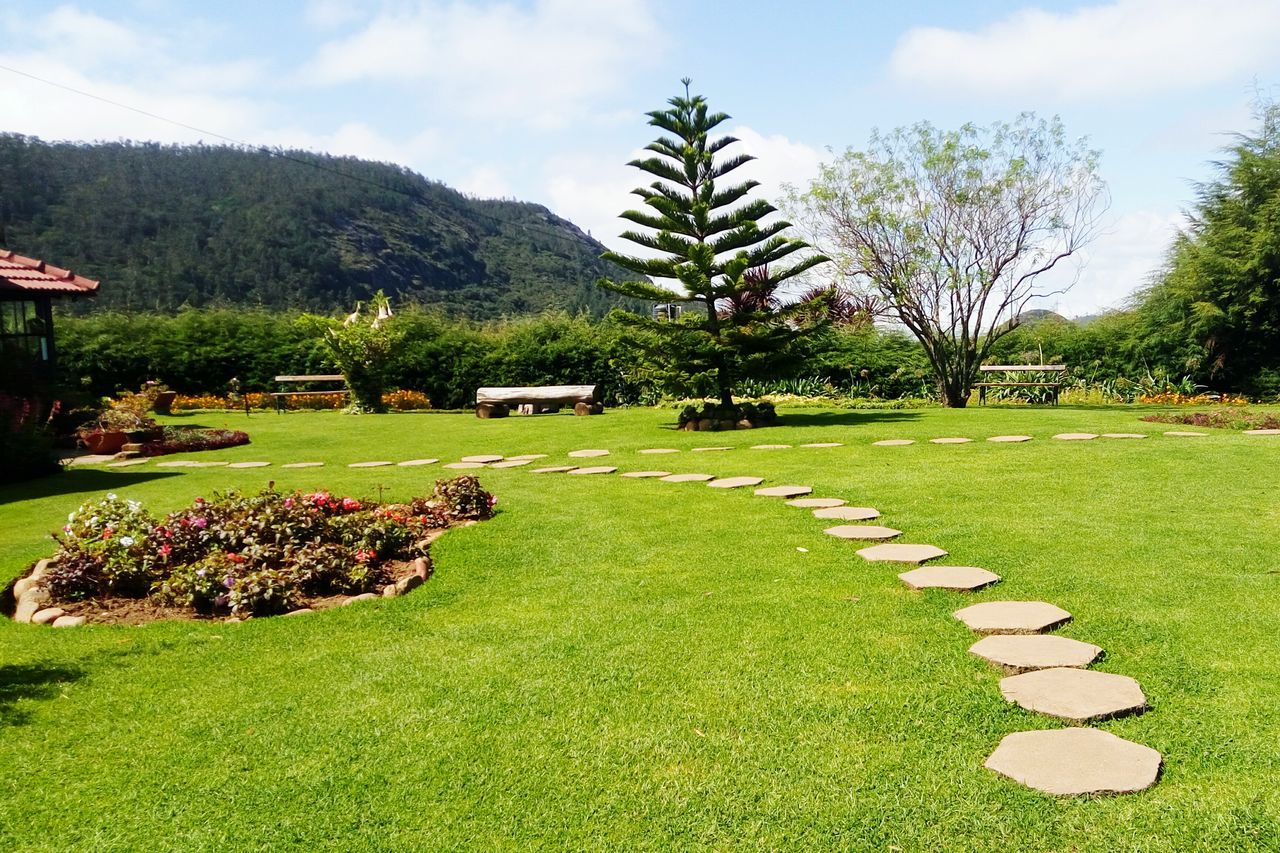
[[0, 249, 99, 380]]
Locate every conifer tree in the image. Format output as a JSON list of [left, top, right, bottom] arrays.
[[598, 80, 828, 410]]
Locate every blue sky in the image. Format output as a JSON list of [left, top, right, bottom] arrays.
[[2, 0, 1278, 315]]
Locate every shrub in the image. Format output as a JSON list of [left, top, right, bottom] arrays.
[[431, 475, 496, 521], [0, 395, 61, 483], [141, 427, 250, 455]]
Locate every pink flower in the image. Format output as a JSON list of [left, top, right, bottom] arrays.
[[193, 518, 208, 530], [159, 543, 173, 557], [341, 497, 361, 512], [283, 498, 294, 508], [354, 549, 376, 562]]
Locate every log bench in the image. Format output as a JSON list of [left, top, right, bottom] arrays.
[[271, 374, 349, 413], [975, 365, 1065, 406], [475, 385, 601, 418]]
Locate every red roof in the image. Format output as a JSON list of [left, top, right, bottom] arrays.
[[0, 249, 99, 296]]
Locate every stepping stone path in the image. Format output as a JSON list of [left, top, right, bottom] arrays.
[[228, 461, 271, 469], [707, 476, 765, 489], [348, 461, 393, 468], [531, 466, 576, 474], [1053, 433, 1098, 440], [567, 465, 616, 475], [397, 459, 438, 466], [754, 485, 812, 498], [930, 437, 972, 444], [157, 460, 199, 467], [970, 635, 1103, 673], [999, 668, 1147, 723], [489, 459, 532, 468], [872, 439, 914, 446], [1244, 429, 1280, 435], [953, 601, 1072, 635], [191, 462, 228, 468], [787, 498, 847, 508], [506, 454, 548, 461], [988, 435, 1032, 443], [1102, 433, 1147, 439], [800, 442, 842, 448], [639, 448, 680, 454], [898, 566, 1000, 591], [443, 462, 487, 470], [461, 455, 504, 463], [823, 524, 901, 541], [620, 470, 671, 478], [813, 506, 879, 521], [1164, 431, 1206, 437], [985, 728, 1162, 796], [751, 444, 792, 450], [107, 459, 149, 467], [569, 449, 610, 458], [283, 462, 325, 468], [857, 543, 947, 564], [660, 473, 715, 483], [691, 446, 732, 452]]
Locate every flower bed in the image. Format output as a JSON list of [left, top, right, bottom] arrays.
[[172, 390, 432, 412], [140, 426, 250, 456], [7, 476, 495, 626], [1140, 409, 1280, 430]]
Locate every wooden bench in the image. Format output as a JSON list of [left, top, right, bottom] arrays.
[[271, 374, 349, 413], [975, 365, 1065, 406], [475, 385, 600, 418]]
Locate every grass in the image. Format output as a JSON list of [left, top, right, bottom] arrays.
[[2, 404, 1279, 850]]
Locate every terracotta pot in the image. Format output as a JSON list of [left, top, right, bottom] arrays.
[[81, 430, 128, 454], [152, 391, 177, 415]]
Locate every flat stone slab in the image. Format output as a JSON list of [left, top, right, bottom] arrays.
[[787, 498, 847, 508], [461, 454, 503, 463], [754, 485, 812, 498], [813, 506, 879, 521], [396, 458, 438, 466], [930, 437, 972, 444], [620, 470, 671, 478], [506, 454, 548, 460], [65, 454, 116, 466], [660, 473, 715, 482], [872, 439, 914, 446], [1102, 433, 1147, 439], [1244, 429, 1280, 435], [1164, 430, 1207, 437], [228, 461, 272, 468], [531, 466, 576, 473], [107, 459, 150, 467], [1053, 433, 1098, 440], [443, 461, 487, 469], [347, 461, 393, 468], [707, 476, 765, 489], [858, 543, 948, 564], [953, 601, 1072, 634], [999, 668, 1147, 723], [568, 449, 610, 458], [985, 728, 1162, 796], [639, 448, 680, 454], [690, 446, 732, 452], [970, 635, 1103, 673], [156, 460, 199, 467], [192, 461, 229, 468], [566, 465, 616, 475], [282, 462, 325, 468], [988, 435, 1033, 443], [800, 442, 843, 448], [489, 459, 531, 468], [751, 444, 792, 450], [899, 565, 1000, 590], [824, 524, 901, 540]]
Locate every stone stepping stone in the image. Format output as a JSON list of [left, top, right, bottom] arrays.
[[813, 506, 880, 521], [800, 442, 843, 448], [898, 565, 1000, 591], [930, 437, 972, 444], [690, 446, 732, 452], [984, 728, 1162, 796], [1053, 433, 1098, 440], [660, 472, 715, 482], [872, 439, 914, 446], [787, 498, 847, 508], [953, 601, 1072, 635], [999, 668, 1147, 723], [65, 454, 116, 466], [531, 466, 576, 474], [397, 458, 438, 466], [988, 435, 1033, 443], [443, 461, 487, 470], [1102, 433, 1147, 439], [970, 635, 1103, 673], [569, 449, 610, 458], [461, 454, 503, 463], [857, 543, 947, 564], [348, 461, 393, 468], [1244, 429, 1280, 435], [490, 459, 532, 468], [228, 461, 272, 468], [1164, 430, 1207, 437], [191, 461, 229, 468], [156, 460, 199, 467], [754, 485, 812, 498], [824, 524, 901, 541], [566, 465, 617, 475], [639, 448, 680, 454], [751, 444, 792, 450], [107, 459, 150, 467], [620, 470, 671, 478], [707, 476, 765, 489], [506, 454, 548, 460], [283, 462, 325, 468]]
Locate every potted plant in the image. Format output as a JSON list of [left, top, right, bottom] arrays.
[[144, 380, 177, 416], [79, 403, 159, 454]]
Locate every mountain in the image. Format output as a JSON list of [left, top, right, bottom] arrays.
[[0, 135, 644, 318]]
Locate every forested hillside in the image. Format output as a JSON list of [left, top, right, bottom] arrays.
[[0, 135, 643, 318]]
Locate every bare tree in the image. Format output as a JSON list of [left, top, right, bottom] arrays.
[[788, 115, 1108, 406]]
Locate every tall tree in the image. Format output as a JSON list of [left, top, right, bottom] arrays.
[[789, 115, 1107, 407], [598, 80, 828, 409]]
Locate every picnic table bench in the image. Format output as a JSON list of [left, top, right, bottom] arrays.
[[975, 365, 1065, 406], [475, 385, 601, 418], [272, 374, 348, 413]]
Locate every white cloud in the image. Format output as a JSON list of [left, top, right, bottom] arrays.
[[889, 0, 1280, 100], [456, 165, 512, 199], [300, 0, 659, 127]]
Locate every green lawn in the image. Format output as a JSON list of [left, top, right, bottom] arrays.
[[2, 405, 1279, 850]]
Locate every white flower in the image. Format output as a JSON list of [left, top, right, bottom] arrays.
[[127, 500, 141, 511], [89, 516, 100, 525], [106, 493, 117, 501], [119, 536, 135, 547], [67, 511, 76, 522]]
